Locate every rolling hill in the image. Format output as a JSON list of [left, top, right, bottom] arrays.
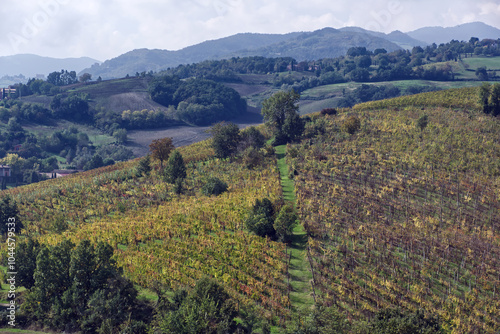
[[1, 86, 499, 333], [79, 28, 403, 79], [80, 32, 303, 79]]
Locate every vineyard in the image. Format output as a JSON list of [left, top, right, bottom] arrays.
[[1, 86, 500, 331], [289, 89, 500, 333], [1, 138, 293, 320], [353, 86, 481, 111]]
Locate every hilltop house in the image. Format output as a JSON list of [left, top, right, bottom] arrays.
[[0, 88, 16, 100], [0, 165, 11, 177]]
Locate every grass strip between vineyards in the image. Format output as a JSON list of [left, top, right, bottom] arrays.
[[275, 145, 315, 312]]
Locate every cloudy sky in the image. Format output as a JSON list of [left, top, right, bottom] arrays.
[[1, 0, 499, 61]]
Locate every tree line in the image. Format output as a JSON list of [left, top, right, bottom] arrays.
[[149, 76, 247, 126]]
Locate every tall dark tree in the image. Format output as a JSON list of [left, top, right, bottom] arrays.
[[0, 196, 23, 235], [490, 83, 500, 116], [261, 90, 300, 136], [136, 154, 152, 177], [245, 198, 276, 239], [163, 150, 186, 184], [209, 121, 241, 159], [16, 238, 40, 289]]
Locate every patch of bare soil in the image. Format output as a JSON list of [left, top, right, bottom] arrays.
[[126, 107, 263, 157]]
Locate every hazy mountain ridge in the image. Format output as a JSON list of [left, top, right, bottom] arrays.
[[83, 32, 303, 79], [3, 22, 499, 82], [0, 54, 100, 79], [81, 28, 403, 79], [80, 22, 499, 79], [226, 28, 402, 60], [407, 21, 500, 44], [340, 26, 427, 48]]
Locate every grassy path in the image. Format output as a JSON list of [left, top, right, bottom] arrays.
[[274, 145, 315, 312]]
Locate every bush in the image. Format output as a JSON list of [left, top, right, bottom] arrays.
[[154, 277, 238, 334], [341, 115, 361, 134], [416, 114, 428, 131], [163, 150, 186, 184], [241, 147, 265, 169], [135, 155, 151, 177], [273, 205, 298, 243], [320, 107, 337, 116], [246, 198, 276, 239], [209, 122, 241, 158], [201, 177, 228, 196], [240, 126, 265, 150]]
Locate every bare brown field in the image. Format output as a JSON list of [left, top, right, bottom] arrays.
[[126, 106, 263, 156]]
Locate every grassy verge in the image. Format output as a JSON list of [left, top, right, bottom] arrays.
[[275, 145, 315, 312]]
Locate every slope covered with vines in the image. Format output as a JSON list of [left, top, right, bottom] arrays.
[[2, 139, 292, 319], [289, 90, 500, 333]]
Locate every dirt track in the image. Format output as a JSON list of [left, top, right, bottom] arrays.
[[126, 107, 263, 157]]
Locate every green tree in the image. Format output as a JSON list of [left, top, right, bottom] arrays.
[[209, 121, 241, 159], [261, 90, 301, 142], [240, 126, 265, 150], [273, 205, 298, 243], [0, 196, 23, 235], [113, 128, 128, 143], [201, 177, 228, 196], [136, 154, 152, 177], [479, 82, 491, 114], [21, 239, 144, 332], [282, 111, 305, 143], [83, 154, 104, 171], [475, 66, 488, 81], [149, 137, 175, 168], [16, 238, 40, 289], [490, 83, 500, 116], [163, 150, 186, 184], [155, 277, 238, 334], [246, 198, 276, 239]]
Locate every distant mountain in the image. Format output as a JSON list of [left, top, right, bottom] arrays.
[[80, 28, 401, 79], [230, 28, 401, 60], [340, 27, 427, 49], [82, 32, 302, 79], [407, 22, 500, 45], [0, 54, 101, 80]]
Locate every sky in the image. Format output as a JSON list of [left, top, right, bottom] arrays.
[[1, 0, 499, 61]]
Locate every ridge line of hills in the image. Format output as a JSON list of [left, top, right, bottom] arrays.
[[1, 22, 498, 83], [77, 21, 500, 79]]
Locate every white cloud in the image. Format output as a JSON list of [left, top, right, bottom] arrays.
[[0, 0, 498, 60]]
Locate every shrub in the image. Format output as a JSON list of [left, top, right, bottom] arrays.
[[246, 198, 276, 239], [342, 115, 361, 134], [273, 205, 298, 243], [241, 147, 264, 169], [320, 107, 337, 116], [240, 126, 265, 150], [135, 155, 151, 177], [416, 114, 428, 131], [201, 177, 228, 196], [163, 150, 186, 184], [209, 122, 241, 158]]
